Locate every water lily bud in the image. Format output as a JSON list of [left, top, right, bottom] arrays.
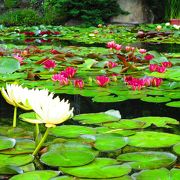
[[156, 25, 162, 31]]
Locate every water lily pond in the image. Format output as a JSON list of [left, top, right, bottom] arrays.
[[0, 24, 180, 179]]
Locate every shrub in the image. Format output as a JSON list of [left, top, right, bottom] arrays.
[[0, 8, 42, 26], [43, 0, 127, 26]]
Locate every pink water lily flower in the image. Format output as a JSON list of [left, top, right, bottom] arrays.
[[52, 74, 69, 86], [161, 61, 172, 68], [107, 61, 118, 69], [107, 41, 116, 49], [139, 48, 147, 54], [74, 79, 84, 89], [96, 75, 110, 87], [144, 54, 154, 61], [149, 64, 158, 72], [13, 54, 24, 64], [157, 66, 166, 73], [64, 67, 77, 78], [43, 59, 56, 69], [114, 44, 122, 51], [151, 78, 163, 87]]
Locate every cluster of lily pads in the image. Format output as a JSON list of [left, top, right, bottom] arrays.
[[0, 24, 179, 179]]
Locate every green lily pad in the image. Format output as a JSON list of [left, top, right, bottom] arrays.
[[94, 134, 128, 151], [171, 168, 180, 179], [128, 131, 180, 148], [131, 116, 179, 128], [117, 151, 177, 170], [166, 101, 180, 108], [0, 136, 16, 150], [0, 57, 20, 74], [140, 96, 171, 103], [0, 154, 34, 174], [41, 142, 96, 167], [73, 110, 121, 124], [1, 139, 35, 154], [10, 170, 59, 180], [60, 158, 131, 178], [103, 120, 146, 129], [132, 168, 171, 180], [173, 143, 180, 155], [50, 125, 95, 138], [92, 95, 128, 103]]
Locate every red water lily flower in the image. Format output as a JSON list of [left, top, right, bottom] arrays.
[[42, 59, 56, 69], [151, 78, 163, 87], [106, 41, 116, 49], [24, 32, 35, 36], [96, 76, 110, 87], [74, 79, 84, 89], [161, 61, 172, 68], [50, 49, 60, 54], [144, 54, 154, 61]]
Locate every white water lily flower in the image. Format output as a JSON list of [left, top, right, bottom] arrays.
[[28, 90, 73, 127], [1, 84, 32, 110]]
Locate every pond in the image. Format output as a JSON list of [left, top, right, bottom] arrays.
[[0, 25, 180, 179]]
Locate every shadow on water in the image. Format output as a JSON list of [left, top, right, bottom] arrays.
[[1, 38, 180, 53], [1, 93, 179, 124]]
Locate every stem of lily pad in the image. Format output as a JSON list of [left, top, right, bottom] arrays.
[[13, 106, 17, 128], [35, 123, 39, 139], [32, 127, 49, 156]]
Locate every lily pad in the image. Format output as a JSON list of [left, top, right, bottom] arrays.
[[140, 96, 171, 103], [94, 134, 128, 151], [92, 95, 128, 103], [41, 142, 96, 167], [131, 116, 179, 128], [50, 125, 95, 138], [117, 151, 177, 170], [166, 101, 180, 108], [0, 57, 20, 74], [128, 131, 180, 148], [10, 170, 59, 180], [132, 168, 171, 180], [60, 158, 131, 178], [73, 110, 121, 124], [103, 120, 146, 129], [0, 136, 16, 150], [173, 143, 180, 155]]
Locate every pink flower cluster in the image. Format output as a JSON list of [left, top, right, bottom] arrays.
[[149, 61, 172, 73], [124, 76, 163, 90], [107, 41, 122, 51], [52, 67, 82, 87]]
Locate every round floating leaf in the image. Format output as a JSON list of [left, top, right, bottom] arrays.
[[166, 101, 180, 108], [128, 131, 180, 148], [140, 96, 171, 103], [73, 110, 121, 124], [173, 143, 180, 155], [0, 136, 16, 150], [0, 57, 20, 74], [50, 125, 95, 138], [41, 150, 95, 167], [94, 134, 128, 151], [10, 170, 59, 180], [92, 95, 128, 103], [0, 154, 34, 174], [132, 168, 170, 180], [146, 90, 166, 96], [170, 168, 180, 179], [60, 158, 131, 178], [103, 120, 146, 130], [131, 116, 179, 128], [1, 139, 35, 154], [117, 151, 177, 170]]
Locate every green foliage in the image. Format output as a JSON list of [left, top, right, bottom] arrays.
[[0, 9, 42, 26], [4, 0, 20, 9], [43, 0, 126, 26], [165, 0, 180, 19]]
